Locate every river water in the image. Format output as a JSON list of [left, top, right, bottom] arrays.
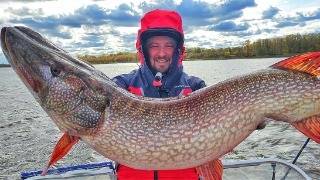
[[0, 58, 319, 179]]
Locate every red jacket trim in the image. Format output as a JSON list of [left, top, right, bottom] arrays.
[[181, 87, 192, 96], [128, 86, 143, 96]]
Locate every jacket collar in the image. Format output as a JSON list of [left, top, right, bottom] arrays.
[[140, 51, 183, 89]]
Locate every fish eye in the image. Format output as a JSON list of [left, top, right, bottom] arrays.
[[50, 66, 61, 77]]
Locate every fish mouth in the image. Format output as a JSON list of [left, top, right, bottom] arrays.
[[1, 27, 41, 94], [1, 27, 20, 67], [1, 27, 7, 47], [1, 27, 9, 59]]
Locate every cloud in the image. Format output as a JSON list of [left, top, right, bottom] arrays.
[[275, 20, 300, 28], [262, 28, 278, 34], [120, 33, 137, 51], [179, 0, 256, 25], [221, 30, 259, 37], [2, 0, 318, 55], [72, 27, 136, 53], [9, 4, 140, 31], [139, 0, 257, 27], [274, 8, 320, 28], [262, 6, 279, 19], [139, 0, 177, 13], [186, 35, 239, 48], [216, 0, 257, 15], [70, 33, 137, 54], [59, 4, 140, 27], [73, 27, 120, 51], [7, 0, 258, 38], [10, 17, 72, 39], [296, 8, 320, 21], [105, 4, 140, 26], [12, 16, 59, 29], [177, 0, 214, 19], [73, 40, 105, 49], [5, 7, 44, 16], [0, 0, 54, 2], [45, 29, 73, 39], [219, 28, 278, 37], [80, 31, 107, 48], [209, 21, 250, 32]]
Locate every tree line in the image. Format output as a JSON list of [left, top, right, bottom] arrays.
[[78, 33, 320, 64], [78, 52, 138, 64]]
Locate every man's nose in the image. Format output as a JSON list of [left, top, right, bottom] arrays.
[[158, 48, 166, 57]]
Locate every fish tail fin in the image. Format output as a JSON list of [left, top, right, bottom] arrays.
[[271, 51, 320, 76], [196, 159, 223, 180], [272, 52, 320, 143], [41, 133, 79, 176], [292, 115, 320, 144]]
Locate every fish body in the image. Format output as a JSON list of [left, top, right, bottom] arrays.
[[81, 68, 320, 169], [1, 26, 320, 174]]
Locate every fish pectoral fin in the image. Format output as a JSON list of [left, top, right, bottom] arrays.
[[292, 115, 320, 143], [271, 51, 320, 77], [196, 159, 223, 180], [41, 132, 80, 176]]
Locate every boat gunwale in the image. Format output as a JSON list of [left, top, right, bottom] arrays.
[[222, 158, 311, 180]]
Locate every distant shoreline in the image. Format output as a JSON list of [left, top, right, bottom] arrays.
[[0, 64, 10, 67]]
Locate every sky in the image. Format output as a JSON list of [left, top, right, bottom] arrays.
[[0, 0, 320, 64]]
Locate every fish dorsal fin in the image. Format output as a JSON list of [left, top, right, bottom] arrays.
[[271, 51, 320, 77]]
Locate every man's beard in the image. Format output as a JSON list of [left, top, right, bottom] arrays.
[[150, 56, 172, 73]]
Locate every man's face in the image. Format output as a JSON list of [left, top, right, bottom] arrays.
[[147, 36, 176, 73]]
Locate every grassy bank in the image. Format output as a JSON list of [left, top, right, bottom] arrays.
[[78, 52, 138, 64]]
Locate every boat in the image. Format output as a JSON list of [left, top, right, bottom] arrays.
[[21, 161, 116, 180], [21, 158, 311, 180], [222, 158, 311, 180]]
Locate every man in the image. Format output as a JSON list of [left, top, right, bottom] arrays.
[[112, 9, 207, 179], [113, 9, 205, 98]]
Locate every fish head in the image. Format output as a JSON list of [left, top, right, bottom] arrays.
[[1, 26, 111, 136]]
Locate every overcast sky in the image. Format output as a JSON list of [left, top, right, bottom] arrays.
[[0, 0, 320, 63]]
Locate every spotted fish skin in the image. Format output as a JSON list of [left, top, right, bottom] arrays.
[[1, 26, 320, 170], [82, 68, 320, 169]]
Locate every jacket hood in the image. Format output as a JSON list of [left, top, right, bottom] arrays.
[[136, 9, 185, 66]]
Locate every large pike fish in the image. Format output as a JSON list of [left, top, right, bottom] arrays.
[[1, 26, 320, 179]]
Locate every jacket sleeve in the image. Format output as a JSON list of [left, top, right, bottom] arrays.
[[188, 76, 206, 91], [112, 70, 137, 90]]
